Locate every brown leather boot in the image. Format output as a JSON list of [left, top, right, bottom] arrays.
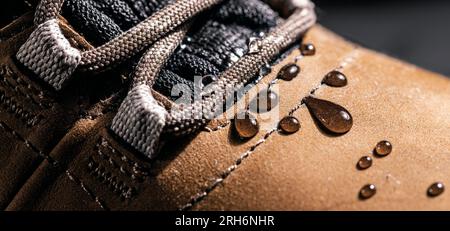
[[1, 1, 450, 211]]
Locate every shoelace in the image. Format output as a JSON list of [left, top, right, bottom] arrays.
[[17, 0, 316, 159], [59, 0, 280, 101], [112, 1, 317, 158], [18, 0, 223, 90]]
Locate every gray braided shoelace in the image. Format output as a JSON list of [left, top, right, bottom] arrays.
[[18, 0, 223, 90], [17, 0, 317, 159], [111, 1, 317, 158]]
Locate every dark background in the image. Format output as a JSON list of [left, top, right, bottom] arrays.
[[315, 0, 450, 76]]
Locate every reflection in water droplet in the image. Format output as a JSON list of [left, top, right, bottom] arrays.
[[304, 97, 353, 134], [359, 184, 376, 199], [234, 111, 260, 139], [428, 182, 445, 197], [279, 116, 300, 134], [278, 63, 300, 81], [323, 70, 348, 87], [300, 43, 316, 56], [357, 156, 373, 170], [375, 140, 392, 156]]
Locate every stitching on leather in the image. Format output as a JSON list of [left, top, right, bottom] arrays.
[[99, 137, 150, 177], [65, 170, 108, 210], [0, 75, 41, 108], [0, 121, 58, 166], [0, 66, 50, 110], [0, 64, 53, 109], [87, 156, 137, 200], [179, 47, 360, 210], [204, 121, 231, 132], [0, 89, 42, 127], [95, 139, 146, 182]]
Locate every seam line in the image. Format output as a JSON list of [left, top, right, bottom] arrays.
[[179, 47, 360, 211]]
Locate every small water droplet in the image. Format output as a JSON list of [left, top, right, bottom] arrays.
[[357, 156, 373, 170], [248, 37, 262, 54], [323, 71, 348, 87], [264, 91, 278, 111], [234, 111, 260, 138], [359, 184, 376, 199], [259, 63, 272, 77], [249, 89, 279, 113], [428, 182, 445, 197], [375, 140, 392, 156], [277, 63, 300, 81], [300, 43, 316, 56], [304, 97, 353, 134], [279, 116, 300, 134], [234, 47, 245, 57]]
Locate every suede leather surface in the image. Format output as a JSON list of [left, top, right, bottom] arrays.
[[0, 14, 128, 210], [2, 14, 450, 210]]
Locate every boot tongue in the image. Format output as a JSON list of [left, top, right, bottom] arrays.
[[159, 0, 281, 100], [61, 0, 281, 99]]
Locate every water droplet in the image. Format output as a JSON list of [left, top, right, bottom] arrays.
[[428, 182, 445, 197], [259, 63, 272, 77], [234, 111, 260, 138], [359, 184, 376, 199], [248, 37, 262, 54], [357, 156, 373, 170], [300, 43, 316, 56], [249, 89, 278, 113], [277, 63, 300, 81], [279, 116, 300, 134], [375, 140, 392, 156], [234, 47, 245, 57], [323, 71, 348, 87], [304, 97, 353, 134]]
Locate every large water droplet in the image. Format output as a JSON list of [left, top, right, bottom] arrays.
[[234, 111, 260, 139], [304, 97, 353, 134], [279, 116, 300, 134], [375, 140, 392, 156], [359, 184, 376, 199], [322, 70, 348, 87], [428, 182, 445, 197]]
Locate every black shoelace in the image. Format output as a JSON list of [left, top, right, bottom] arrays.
[[62, 0, 279, 100]]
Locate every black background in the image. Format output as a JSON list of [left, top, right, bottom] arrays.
[[315, 0, 450, 76]]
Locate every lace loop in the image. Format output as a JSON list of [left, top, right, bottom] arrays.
[[18, 0, 223, 90], [165, 7, 317, 136], [112, 4, 316, 158], [21, 0, 316, 158], [111, 26, 189, 159]]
